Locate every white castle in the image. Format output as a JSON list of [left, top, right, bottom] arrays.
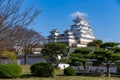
[[48, 16, 95, 47]]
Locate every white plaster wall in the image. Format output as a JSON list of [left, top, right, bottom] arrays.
[[72, 66, 117, 73], [58, 63, 70, 69]]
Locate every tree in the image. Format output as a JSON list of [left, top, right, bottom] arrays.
[[41, 43, 67, 66], [59, 58, 71, 64], [70, 47, 92, 70], [93, 42, 120, 77], [18, 28, 46, 64], [111, 47, 120, 53], [100, 42, 119, 50], [87, 39, 103, 48], [0, 26, 46, 64], [0, 0, 47, 64], [0, 0, 41, 50], [111, 47, 120, 74]]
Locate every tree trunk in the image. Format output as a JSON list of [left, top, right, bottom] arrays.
[[106, 63, 111, 77], [83, 62, 86, 70], [24, 53, 28, 65]]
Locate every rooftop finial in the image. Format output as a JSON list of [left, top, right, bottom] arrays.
[[76, 14, 81, 19]]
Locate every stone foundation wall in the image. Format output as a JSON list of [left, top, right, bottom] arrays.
[[0, 60, 20, 64]]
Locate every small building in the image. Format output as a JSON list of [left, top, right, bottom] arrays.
[[58, 63, 70, 69], [48, 16, 95, 48], [32, 44, 43, 54]]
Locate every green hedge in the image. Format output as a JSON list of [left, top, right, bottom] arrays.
[[30, 62, 54, 77], [64, 67, 76, 76], [0, 64, 22, 78]]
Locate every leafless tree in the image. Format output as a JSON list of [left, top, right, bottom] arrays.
[[0, 0, 46, 64], [11, 27, 46, 64], [20, 28, 46, 64], [0, 25, 46, 64], [0, 0, 41, 41]]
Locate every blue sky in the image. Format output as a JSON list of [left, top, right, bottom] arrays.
[[24, 0, 120, 42]]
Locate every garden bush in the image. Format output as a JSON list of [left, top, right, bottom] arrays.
[[64, 67, 76, 76], [30, 62, 54, 77], [0, 64, 22, 78], [0, 51, 16, 60]]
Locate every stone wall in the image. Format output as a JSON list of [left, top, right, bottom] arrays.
[[0, 60, 20, 64], [17, 54, 46, 65]]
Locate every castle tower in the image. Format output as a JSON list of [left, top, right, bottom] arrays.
[[64, 30, 75, 47], [48, 29, 59, 42], [71, 16, 95, 47]]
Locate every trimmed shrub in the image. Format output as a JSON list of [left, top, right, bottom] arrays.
[[30, 62, 54, 77], [64, 67, 76, 76], [0, 51, 16, 60], [0, 64, 22, 78]]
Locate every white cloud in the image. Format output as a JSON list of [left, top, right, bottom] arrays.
[[70, 11, 87, 18]]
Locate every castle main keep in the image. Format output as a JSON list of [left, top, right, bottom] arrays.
[[48, 16, 95, 47]]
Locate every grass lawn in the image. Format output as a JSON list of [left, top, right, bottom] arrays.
[[0, 65, 120, 80]]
